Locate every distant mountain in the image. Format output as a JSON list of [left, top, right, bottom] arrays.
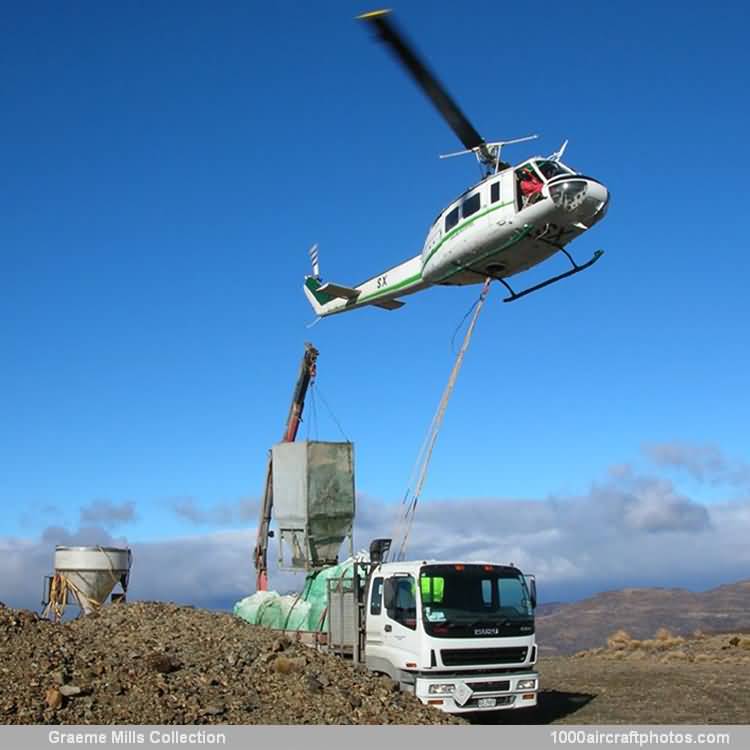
[[535, 601, 566, 617], [536, 579, 750, 655]]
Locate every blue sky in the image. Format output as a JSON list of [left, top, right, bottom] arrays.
[[2, 1, 749, 607]]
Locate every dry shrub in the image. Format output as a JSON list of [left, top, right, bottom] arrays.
[[660, 637, 686, 651], [607, 629, 632, 649], [740, 639, 750, 651], [639, 639, 659, 651], [666, 651, 689, 661], [655, 627, 674, 641], [693, 628, 706, 639], [627, 639, 642, 650], [695, 654, 712, 662]]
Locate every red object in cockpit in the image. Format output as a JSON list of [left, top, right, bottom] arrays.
[[520, 171, 544, 200]]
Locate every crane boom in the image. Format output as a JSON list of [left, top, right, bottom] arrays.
[[254, 342, 319, 591]]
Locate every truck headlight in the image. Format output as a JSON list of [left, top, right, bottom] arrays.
[[428, 684, 455, 695], [516, 679, 537, 691]]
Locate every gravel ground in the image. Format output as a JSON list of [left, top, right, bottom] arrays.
[[484, 632, 750, 724], [0, 602, 460, 725], [7, 603, 745, 726]]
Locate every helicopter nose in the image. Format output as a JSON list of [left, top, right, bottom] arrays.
[[549, 178, 609, 224], [581, 180, 609, 225], [585, 181, 609, 216]]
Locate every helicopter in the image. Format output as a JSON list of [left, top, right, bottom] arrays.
[[303, 9, 609, 320]]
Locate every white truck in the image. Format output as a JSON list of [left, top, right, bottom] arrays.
[[318, 542, 539, 715], [251, 347, 539, 715]]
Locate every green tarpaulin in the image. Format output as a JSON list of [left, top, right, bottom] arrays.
[[233, 558, 356, 632]]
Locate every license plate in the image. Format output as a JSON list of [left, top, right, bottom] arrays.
[[477, 697, 497, 709]]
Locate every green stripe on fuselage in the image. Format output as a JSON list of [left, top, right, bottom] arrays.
[[310, 200, 522, 308], [423, 199, 515, 268], [433, 224, 535, 284], [357, 273, 423, 304]]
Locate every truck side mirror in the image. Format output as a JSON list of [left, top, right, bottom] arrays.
[[383, 578, 396, 611], [525, 575, 537, 609], [369, 538, 392, 564]]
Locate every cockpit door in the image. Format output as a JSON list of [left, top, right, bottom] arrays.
[[502, 170, 518, 214], [515, 162, 547, 211]]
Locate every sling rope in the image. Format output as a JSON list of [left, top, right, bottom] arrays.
[[394, 278, 492, 560], [313, 383, 351, 443]]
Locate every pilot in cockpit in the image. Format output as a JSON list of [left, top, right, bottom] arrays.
[[518, 166, 544, 208]]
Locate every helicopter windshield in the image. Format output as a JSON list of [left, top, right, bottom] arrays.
[[534, 160, 573, 181]]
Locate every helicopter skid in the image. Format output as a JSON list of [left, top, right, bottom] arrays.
[[487, 248, 604, 302]]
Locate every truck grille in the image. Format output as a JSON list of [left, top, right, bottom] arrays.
[[441, 647, 528, 667], [466, 680, 510, 693]]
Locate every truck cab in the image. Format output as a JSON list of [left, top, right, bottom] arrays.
[[363, 560, 539, 714]]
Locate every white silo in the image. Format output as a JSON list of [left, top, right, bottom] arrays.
[[44, 545, 132, 619]]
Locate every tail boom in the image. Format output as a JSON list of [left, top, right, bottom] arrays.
[[304, 255, 428, 318]]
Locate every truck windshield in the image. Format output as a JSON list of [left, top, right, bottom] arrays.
[[419, 564, 534, 639]]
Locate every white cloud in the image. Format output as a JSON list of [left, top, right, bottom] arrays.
[[352, 475, 748, 596], [1, 466, 749, 612], [643, 441, 750, 487], [170, 497, 259, 525], [0, 525, 305, 612], [80, 499, 137, 527]]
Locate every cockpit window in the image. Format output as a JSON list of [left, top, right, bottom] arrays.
[[461, 193, 481, 219], [445, 206, 459, 232], [516, 163, 544, 209], [535, 160, 573, 180]]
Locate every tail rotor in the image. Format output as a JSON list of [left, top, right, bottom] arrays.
[[308, 243, 321, 279]]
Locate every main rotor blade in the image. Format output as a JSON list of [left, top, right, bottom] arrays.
[[359, 10, 486, 153]]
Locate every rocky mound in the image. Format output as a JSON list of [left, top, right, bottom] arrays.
[[0, 602, 459, 725]]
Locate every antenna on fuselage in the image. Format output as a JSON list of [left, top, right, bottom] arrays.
[[548, 139, 569, 162], [439, 134, 539, 173]]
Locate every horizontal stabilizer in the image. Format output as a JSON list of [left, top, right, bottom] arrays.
[[318, 282, 360, 300], [371, 298, 405, 310]]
